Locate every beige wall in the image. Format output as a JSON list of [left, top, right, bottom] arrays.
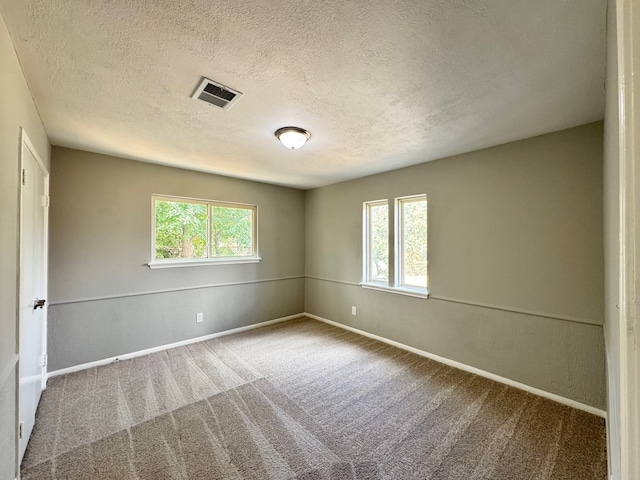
[[0, 13, 50, 479], [47, 148, 305, 370], [305, 122, 606, 409]]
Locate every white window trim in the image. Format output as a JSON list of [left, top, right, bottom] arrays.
[[360, 282, 429, 299], [362, 194, 428, 297], [148, 257, 262, 269], [148, 194, 259, 268]]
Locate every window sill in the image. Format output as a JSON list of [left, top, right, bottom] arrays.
[[148, 257, 262, 269], [360, 282, 429, 299]]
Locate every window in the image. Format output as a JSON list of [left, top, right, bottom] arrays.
[[364, 200, 389, 283], [150, 195, 258, 267], [396, 195, 427, 290], [363, 195, 427, 296]]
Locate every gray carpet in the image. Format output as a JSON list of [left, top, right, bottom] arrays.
[[21, 318, 607, 479]]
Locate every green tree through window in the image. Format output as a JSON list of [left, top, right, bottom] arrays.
[[153, 196, 256, 262], [211, 206, 252, 256], [369, 202, 389, 282], [400, 198, 427, 288], [155, 200, 207, 259]]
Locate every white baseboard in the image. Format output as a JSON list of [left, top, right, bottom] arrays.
[[305, 313, 607, 419], [47, 311, 607, 419], [47, 313, 304, 378]]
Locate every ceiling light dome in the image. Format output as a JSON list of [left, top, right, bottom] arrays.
[[275, 126, 310, 150]]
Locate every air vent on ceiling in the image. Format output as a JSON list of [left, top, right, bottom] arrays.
[[191, 77, 242, 110]]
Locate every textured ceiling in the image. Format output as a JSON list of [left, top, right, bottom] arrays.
[[1, 0, 606, 189]]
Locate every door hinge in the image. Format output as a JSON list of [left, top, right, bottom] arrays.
[[42, 195, 50, 207], [41, 354, 48, 367], [22, 169, 26, 186], [18, 421, 24, 439]]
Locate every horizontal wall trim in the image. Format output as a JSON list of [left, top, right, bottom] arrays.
[[47, 313, 304, 378], [305, 313, 606, 419], [49, 275, 305, 306], [428, 294, 601, 327], [0, 355, 18, 390], [305, 275, 359, 287], [305, 275, 601, 326]]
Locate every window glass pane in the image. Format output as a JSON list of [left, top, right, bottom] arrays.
[[211, 206, 253, 256], [369, 203, 389, 282], [401, 198, 427, 288], [155, 200, 207, 259]]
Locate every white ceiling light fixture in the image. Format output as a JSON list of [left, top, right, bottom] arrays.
[[275, 126, 311, 150]]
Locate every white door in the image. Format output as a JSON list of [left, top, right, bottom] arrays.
[[18, 131, 48, 463]]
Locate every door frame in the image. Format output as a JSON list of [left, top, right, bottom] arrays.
[[16, 128, 49, 425], [616, 0, 640, 478]]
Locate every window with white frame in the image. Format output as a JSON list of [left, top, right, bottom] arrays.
[[150, 195, 258, 267], [396, 195, 427, 290], [364, 200, 389, 283], [363, 195, 427, 295]]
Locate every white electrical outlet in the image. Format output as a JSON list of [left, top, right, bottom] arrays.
[[351, 306, 357, 316], [196, 312, 204, 323]]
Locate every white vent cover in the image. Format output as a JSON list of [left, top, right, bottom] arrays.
[[191, 77, 242, 110]]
